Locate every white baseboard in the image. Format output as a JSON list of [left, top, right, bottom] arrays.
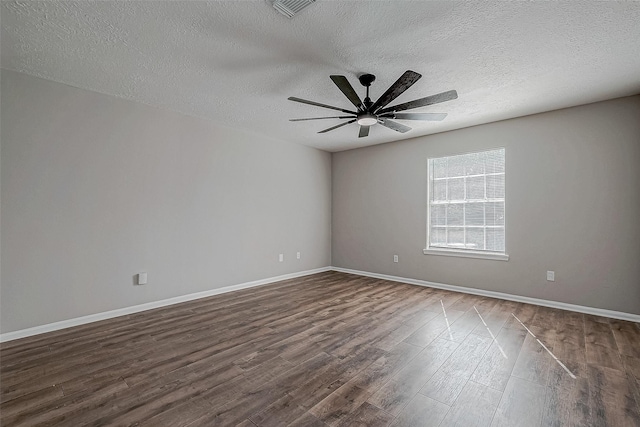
[[331, 267, 640, 323], [0, 267, 332, 343], [3, 265, 637, 343]]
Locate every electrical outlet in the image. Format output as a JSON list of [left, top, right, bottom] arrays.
[[393, 255, 399, 263], [137, 272, 147, 285], [297, 251, 301, 260], [279, 254, 284, 262], [547, 271, 555, 282]]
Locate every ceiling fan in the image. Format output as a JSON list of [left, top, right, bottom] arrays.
[[288, 70, 458, 138]]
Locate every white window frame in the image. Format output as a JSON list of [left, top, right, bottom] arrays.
[[424, 148, 509, 261]]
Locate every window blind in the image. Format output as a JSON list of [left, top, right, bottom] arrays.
[[428, 148, 505, 253]]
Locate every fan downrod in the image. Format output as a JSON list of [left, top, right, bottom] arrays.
[[358, 74, 376, 110]]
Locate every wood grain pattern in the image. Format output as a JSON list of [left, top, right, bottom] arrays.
[[587, 364, 640, 426], [388, 393, 449, 427], [367, 338, 459, 415], [511, 333, 554, 386], [470, 326, 527, 392], [439, 380, 502, 427], [1, 271, 638, 426], [419, 334, 492, 405], [490, 376, 547, 427], [542, 361, 590, 427], [610, 319, 640, 359]]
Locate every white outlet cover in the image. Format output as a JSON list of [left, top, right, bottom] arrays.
[[279, 254, 284, 262], [546, 271, 555, 281], [297, 252, 301, 259], [137, 272, 147, 285], [394, 255, 399, 263]]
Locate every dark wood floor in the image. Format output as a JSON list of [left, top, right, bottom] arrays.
[[1, 271, 640, 426]]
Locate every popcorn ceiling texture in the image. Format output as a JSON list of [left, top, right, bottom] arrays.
[[2, 1, 639, 152]]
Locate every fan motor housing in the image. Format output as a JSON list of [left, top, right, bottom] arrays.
[[358, 74, 376, 87]]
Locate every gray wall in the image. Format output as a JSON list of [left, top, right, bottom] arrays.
[[1, 70, 331, 333], [2, 69, 639, 335], [332, 96, 640, 315]]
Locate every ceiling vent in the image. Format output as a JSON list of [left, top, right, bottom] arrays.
[[269, 0, 316, 18]]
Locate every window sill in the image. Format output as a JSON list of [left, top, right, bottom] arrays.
[[423, 248, 509, 261]]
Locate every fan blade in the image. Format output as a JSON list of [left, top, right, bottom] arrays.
[[330, 75, 363, 110], [290, 116, 355, 121], [382, 112, 447, 121], [379, 118, 411, 133], [370, 70, 422, 112], [318, 119, 357, 134], [378, 90, 458, 114], [288, 97, 357, 115], [358, 125, 370, 138]]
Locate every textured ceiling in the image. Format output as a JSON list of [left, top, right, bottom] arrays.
[[2, 1, 640, 152]]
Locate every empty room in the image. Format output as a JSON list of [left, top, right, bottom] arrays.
[[1, 1, 640, 426]]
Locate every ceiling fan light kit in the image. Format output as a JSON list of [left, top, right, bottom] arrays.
[[357, 114, 377, 126], [289, 70, 458, 138]]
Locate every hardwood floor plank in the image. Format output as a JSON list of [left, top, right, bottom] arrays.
[[242, 356, 295, 388], [266, 352, 334, 395], [0, 385, 63, 420], [587, 364, 640, 426], [585, 316, 618, 349], [199, 386, 285, 426], [502, 303, 538, 330], [511, 333, 554, 386], [437, 309, 483, 343], [471, 303, 511, 339], [439, 380, 502, 427], [562, 310, 585, 327], [367, 338, 459, 415], [554, 322, 586, 365], [388, 393, 449, 427], [542, 361, 590, 427], [611, 320, 640, 359], [309, 382, 372, 426], [287, 348, 384, 411], [373, 321, 427, 352], [139, 400, 210, 427], [448, 294, 480, 312], [419, 334, 493, 405], [470, 296, 499, 315], [531, 307, 565, 329], [346, 342, 421, 393], [59, 370, 207, 426], [400, 309, 439, 327], [402, 314, 450, 347], [402, 309, 465, 348], [335, 402, 394, 427], [490, 376, 547, 427], [586, 342, 624, 372], [470, 327, 527, 392], [1, 379, 129, 426], [236, 419, 258, 427], [286, 412, 327, 427], [623, 355, 640, 379], [627, 371, 640, 424], [249, 394, 308, 426]]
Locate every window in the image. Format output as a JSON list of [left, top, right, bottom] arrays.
[[425, 148, 508, 260]]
